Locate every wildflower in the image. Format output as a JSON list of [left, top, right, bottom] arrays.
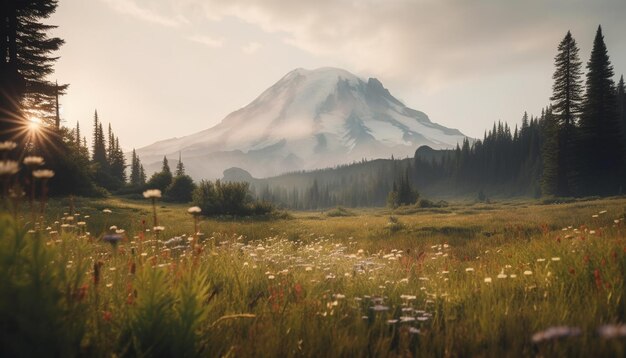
[[465, 267, 475, 272], [32, 169, 54, 179], [497, 273, 507, 279], [509, 274, 517, 278], [551, 257, 561, 261], [0, 160, 19, 176], [598, 324, 626, 339], [531, 326, 581, 344], [143, 189, 162, 198], [109, 225, 118, 231], [370, 305, 389, 312], [0, 141, 17, 151], [153, 226, 165, 232], [484, 277, 492, 283], [116, 229, 125, 234], [23, 156, 44, 166], [103, 234, 122, 247], [409, 327, 420, 334], [268, 275, 275, 280], [524, 270, 533, 276], [187, 206, 201, 214], [537, 258, 546, 262]]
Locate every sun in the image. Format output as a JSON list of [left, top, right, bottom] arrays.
[[28, 116, 42, 131]]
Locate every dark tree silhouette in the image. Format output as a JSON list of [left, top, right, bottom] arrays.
[[577, 26, 624, 195]]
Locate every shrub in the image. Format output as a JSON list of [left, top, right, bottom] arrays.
[[165, 175, 195, 203], [326, 206, 353, 217], [147, 171, 173, 192], [192, 180, 273, 216]]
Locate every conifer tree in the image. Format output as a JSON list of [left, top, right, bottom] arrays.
[[130, 149, 140, 186], [577, 26, 624, 195], [549, 31, 583, 196], [91, 110, 108, 169], [176, 152, 185, 176], [162, 156, 171, 174]]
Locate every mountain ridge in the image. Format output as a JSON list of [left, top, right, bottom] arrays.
[[135, 67, 469, 179]]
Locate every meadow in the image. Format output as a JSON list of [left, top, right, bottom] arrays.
[[2, 195, 626, 357]]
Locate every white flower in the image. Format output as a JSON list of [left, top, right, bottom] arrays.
[[0, 141, 17, 151], [102, 209, 112, 214], [23, 156, 44, 166], [109, 225, 118, 231], [524, 270, 533, 276], [551, 257, 561, 261], [32, 169, 54, 179], [187, 206, 201, 214], [465, 267, 475, 272], [153, 226, 165, 232], [484, 277, 492, 283], [0, 160, 19, 176], [143, 189, 162, 199]]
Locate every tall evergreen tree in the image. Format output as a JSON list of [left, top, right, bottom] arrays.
[[162, 156, 171, 174], [91, 110, 107, 168], [0, 0, 67, 141], [130, 149, 140, 186], [577, 26, 624, 195], [549, 31, 583, 196], [176, 152, 185, 176]]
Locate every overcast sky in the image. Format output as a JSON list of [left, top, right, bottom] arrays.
[[50, 0, 626, 149]]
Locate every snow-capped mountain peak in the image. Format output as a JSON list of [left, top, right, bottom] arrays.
[[136, 67, 468, 179]]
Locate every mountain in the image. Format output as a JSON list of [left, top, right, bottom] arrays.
[[136, 67, 469, 179]]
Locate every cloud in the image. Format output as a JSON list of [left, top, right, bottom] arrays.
[[242, 42, 262, 54], [101, 0, 186, 27], [177, 0, 626, 89], [187, 34, 224, 48]]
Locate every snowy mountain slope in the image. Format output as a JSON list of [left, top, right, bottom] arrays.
[[136, 67, 469, 179]]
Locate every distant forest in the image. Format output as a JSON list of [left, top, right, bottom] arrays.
[[244, 26, 626, 209]]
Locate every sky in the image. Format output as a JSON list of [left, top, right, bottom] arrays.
[[49, 0, 626, 149]]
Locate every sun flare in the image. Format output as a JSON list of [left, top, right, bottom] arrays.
[[28, 116, 42, 131]]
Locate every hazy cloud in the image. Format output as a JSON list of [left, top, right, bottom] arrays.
[[101, 0, 187, 27], [175, 0, 626, 89], [188, 34, 225, 48]]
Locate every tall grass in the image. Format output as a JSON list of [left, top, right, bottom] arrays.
[[1, 197, 626, 356]]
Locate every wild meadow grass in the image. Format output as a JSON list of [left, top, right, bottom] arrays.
[[2, 196, 626, 356]]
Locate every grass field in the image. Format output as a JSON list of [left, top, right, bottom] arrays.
[[2, 196, 626, 357]]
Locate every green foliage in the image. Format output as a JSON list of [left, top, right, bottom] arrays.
[[147, 171, 173, 192], [326, 206, 353, 217], [0, 214, 86, 357], [165, 175, 195, 203], [577, 26, 624, 195]]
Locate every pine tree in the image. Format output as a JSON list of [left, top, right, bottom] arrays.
[[91, 110, 107, 168], [0, 0, 67, 141], [577, 26, 624, 195], [549, 31, 583, 196], [176, 152, 185, 176], [162, 156, 171, 174], [130, 149, 140, 186], [140, 164, 146, 185]]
